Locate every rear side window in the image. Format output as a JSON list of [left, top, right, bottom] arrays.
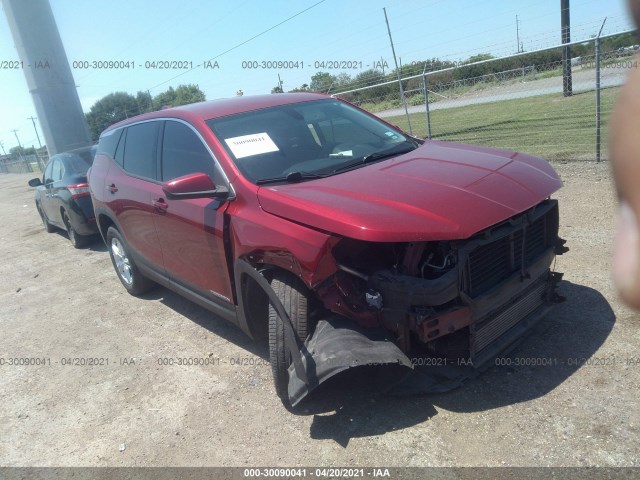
[[64, 147, 97, 174], [44, 160, 54, 184], [161, 121, 218, 182], [97, 129, 123, 160], [123, 122, 159, 179], [51, 159, 64, 182]]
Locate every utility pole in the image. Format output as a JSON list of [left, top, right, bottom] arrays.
[[516, 15, 521, 53], [383, 7, 412, 134], [0, 141, 6, 155], [11, 129, 23, 149], [27, 116, 42, 147], [561, 0, 573, 96]]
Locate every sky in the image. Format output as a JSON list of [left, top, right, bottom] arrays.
[[0, 0, 634, 152]]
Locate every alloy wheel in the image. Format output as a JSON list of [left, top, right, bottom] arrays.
[[111, 238, 133, 285]]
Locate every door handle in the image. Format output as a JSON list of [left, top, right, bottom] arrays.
[[152, 198, 168, 213], [106, 184, 118, 194]]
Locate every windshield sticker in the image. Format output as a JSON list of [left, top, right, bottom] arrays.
[[224, 133, 279, 159], [385, 131, 400, 139], [330, 150, 353, 157]]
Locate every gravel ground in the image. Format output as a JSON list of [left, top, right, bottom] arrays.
[[0, 161, 638, 468]]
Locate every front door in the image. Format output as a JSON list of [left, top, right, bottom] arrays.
[[152, 120, 234, 304]]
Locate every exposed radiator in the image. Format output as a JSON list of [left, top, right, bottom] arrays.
[[470, 276, 547, 357]]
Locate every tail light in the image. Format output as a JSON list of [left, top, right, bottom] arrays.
[[67, 183, 91, 199]]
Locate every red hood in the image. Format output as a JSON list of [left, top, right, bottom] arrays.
[[257, 140, 562, 242]]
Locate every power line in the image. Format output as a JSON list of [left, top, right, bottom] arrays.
[[147, 0, 327, 92]]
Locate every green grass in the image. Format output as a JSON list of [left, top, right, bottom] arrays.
[[387, 86, 620, 161]]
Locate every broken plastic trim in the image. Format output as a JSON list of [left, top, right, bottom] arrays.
[[287, 317, 414, 407]]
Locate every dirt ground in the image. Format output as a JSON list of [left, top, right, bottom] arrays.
[[0, 161, 638, 468]]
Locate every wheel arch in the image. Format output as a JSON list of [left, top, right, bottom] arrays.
[[234, 258, 314, 344], [94, 208, 118, 244], [233, 258, 312, 387]]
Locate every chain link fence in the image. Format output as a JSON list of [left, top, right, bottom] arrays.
[[334, 30, 637, 162], [0, 149, 48, 174], [0, 153, 47, 174]]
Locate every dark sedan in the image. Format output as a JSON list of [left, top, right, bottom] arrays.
[[28, 145, 98, 248]]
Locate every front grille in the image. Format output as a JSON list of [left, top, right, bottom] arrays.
[[470, 276, 547, 356], [466, 202, 558, 298]]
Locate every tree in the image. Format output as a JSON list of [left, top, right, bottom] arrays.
[[334, 72, 352, 87], [135, 91, 153, 114], [309, 72, 336, 93], [467, 53, 495, 63], [10, 145, 35, 159], [85, 85, 207, 141], [85, 92, 139, 141], [288, 83, 309, 92], [174, 84, 206, 106], [152, 86, 176, 110], [271, 84, 284, 94], [152, 84, 205, 110]]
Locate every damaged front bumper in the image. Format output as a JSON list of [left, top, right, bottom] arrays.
[[287, 269, 563, 407]]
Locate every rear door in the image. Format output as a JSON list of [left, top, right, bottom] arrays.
[[39, 160, 54, 218], [107, 121, 166, 273], [43, 158, 64, 224], [153, 119, 234, 303]]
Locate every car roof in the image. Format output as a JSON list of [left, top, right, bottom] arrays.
[[49, 145, 97, 160], [102, 93, 331, 135]]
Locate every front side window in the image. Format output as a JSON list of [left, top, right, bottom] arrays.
[[161, 121, 220, 184], [206, 99, 414, 183], [123, 122, 159, 179]]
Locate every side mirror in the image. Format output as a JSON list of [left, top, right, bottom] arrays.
[[28, 178, 43, 187], [162, 172, 229, 200]]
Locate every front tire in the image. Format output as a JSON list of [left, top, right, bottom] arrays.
[[268, 271, 313, 408], [37, 204, 55, 233], [106, 226, 155, 295]]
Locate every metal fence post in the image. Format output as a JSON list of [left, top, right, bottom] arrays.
[[422, 71, 432, 139], [595, 37, 601, 162], [383, 7, 413, 135], [595, 18, 607, 162]]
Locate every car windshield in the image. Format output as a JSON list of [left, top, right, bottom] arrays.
[[60, 146, 97, 174], [206, 99, 415, 183]]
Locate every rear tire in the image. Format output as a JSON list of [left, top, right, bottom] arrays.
[[268, 271, 313, 408], [37, 204, 55, 233], [106, 226, 155, 295], [62, 211, 89, 249]]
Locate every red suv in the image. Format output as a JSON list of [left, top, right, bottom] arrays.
[[88, 93, 566, 408]]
